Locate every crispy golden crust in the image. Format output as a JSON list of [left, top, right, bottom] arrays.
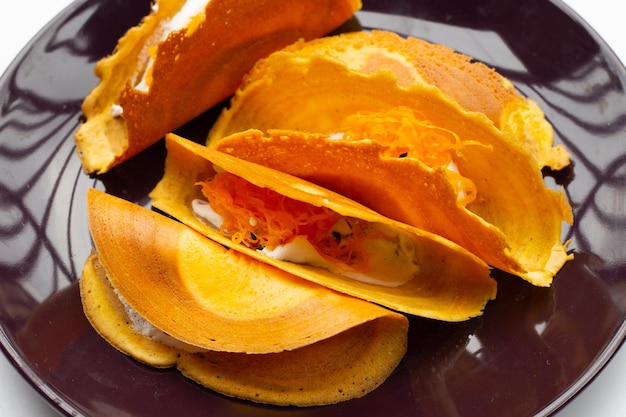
[[75, 0, 361, 174], [80, 193, 408, 406], [205, 35, 573, 285], [213, 127, 572, 286], [80, 253, 181, 367], [177, 316, 407, 406], [85, 188, 405, 353], [209, 30, 569, 170], [150, 134, 497, 320]]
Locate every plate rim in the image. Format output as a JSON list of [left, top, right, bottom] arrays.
[[0, 0, 625, 416]]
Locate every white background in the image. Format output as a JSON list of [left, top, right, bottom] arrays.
[[0, 1, 623, 416]]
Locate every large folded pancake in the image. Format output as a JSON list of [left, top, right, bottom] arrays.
[[203, 33, 573, 286], [74, 0, 361, 174], [149, 134, 497, 321], [81, 189, 408, 406], [84, 187, 407, 354], [212, 126, 571, 286], [208, 30, 569, 170]]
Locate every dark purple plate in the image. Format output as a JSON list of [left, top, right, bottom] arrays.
[[1, 0, 625, 416]]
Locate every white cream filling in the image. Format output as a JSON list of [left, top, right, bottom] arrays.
[[339, 224, 420, 286], [261, 235, 332, 268], [113, 287, 204, 352], [133, 0, 209, 92], [192, 198, 224, 228], [110, 104, 123, 118], [446, 160, 469, 201], [192, 198, 419, 287], [165, 0, 208, 34], [327, 132, 345, 141]]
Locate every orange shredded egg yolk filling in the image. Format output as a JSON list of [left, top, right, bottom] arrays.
[[341, 106, 478, 206], [197, 172, 387, 272]]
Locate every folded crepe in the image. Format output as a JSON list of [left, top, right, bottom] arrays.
[[208, 29, 570, 170], [74, 0, 361, 174], [81, 188, 408, 406], [203, 32, 573, 286], [149, 134, 497, 321]]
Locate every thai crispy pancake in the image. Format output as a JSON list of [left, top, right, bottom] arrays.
[[84, 188, 406, 354], [149, 134, 497, 321], [79, 204, 408, 406], [212, 127, 571, 286], [208, 30, 569, 170], [74, 0, 361, 174], [204, 45, 573, 286]]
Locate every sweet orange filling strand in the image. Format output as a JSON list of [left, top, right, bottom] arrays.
[[342, 106, 478, 206], [197, 172, 383, 271]]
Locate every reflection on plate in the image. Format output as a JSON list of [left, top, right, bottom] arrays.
[[1, 0, 625, 416]]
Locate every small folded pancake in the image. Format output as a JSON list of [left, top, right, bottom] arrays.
[[150, 134, 497, 321], [84, 188, 406, 354], [80, 244, 408, 406], [208, 30, 569, 170], [74, 0, 361, 174], [203, 37, 573, 286]]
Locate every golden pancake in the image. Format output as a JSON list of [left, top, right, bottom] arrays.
[[208, 30, 569, 170], [74, 0, 361, 174], [80, 253, 181, 367], [149, 134, 497, 321], [203, 37, 573, 286], [80, 248, 408, 406], [212, 124, 572, 286], [85, 188, 406, 354], [177, 317, 406, 406]]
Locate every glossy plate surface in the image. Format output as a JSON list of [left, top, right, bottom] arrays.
[[1, 0, 625, 416]]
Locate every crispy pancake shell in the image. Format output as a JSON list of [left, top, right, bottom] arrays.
[[204, 40, 573, 286], [85, 188, 406, 354], [149, 134, 497, 321], [209, 30, 569, 170], [80, 246, 408, 406], [213, 127, 572, 286], [74, 0, 361, 174]]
